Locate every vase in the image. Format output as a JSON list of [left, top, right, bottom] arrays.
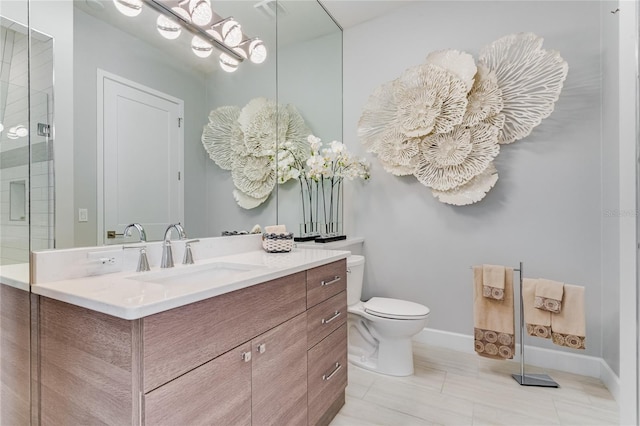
[[315, 177, 346, 243], [295, 178, 321, 242]]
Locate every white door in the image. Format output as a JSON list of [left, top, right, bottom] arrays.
[[98, 71, 184, 244]]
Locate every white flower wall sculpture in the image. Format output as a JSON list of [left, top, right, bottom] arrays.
[[358, 32, 568, 205], [202, 97, 310, 209]]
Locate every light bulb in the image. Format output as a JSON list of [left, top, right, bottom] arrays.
[[249, 39, 267, 64], [219, 53, 239, 72], [222, 19, 243, 47], [157, 15, 181, 40], [15, 125, 28, 137], [191, 36, 212, 58], [113, 0, 142, 17], [7, 125, 27, 139], [189, 0, 212, 26]]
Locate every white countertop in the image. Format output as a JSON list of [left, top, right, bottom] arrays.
[[0, 263, 30, 292], [31, 248, 349, 320]]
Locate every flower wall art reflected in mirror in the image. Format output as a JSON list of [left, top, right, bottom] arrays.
[[202, 97, 370, 241], [358, 32, 568, 206], [201, 97, 310, 209]]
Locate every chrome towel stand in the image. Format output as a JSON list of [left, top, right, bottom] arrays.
[[475, 261, 559, 387], [511, 261, 559, 387]]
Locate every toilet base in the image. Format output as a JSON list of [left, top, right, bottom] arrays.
[[348, 338, 415, 377]]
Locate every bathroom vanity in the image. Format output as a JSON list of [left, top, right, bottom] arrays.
[[30, 241, 348, 426]]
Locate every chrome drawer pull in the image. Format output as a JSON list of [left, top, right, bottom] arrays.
[[241, 351, 252, 362], [256, 343, 266, 354], [321, 276, 341, 286], [321, 311, 341, 325], [322, 362, 342, 381]]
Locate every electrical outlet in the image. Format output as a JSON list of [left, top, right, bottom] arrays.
[[78, 208, 88, 222]]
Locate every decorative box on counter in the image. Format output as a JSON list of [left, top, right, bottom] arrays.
[[262, 232, 294, 253]]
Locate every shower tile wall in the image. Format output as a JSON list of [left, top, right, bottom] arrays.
[[0, 25, 54, 265]]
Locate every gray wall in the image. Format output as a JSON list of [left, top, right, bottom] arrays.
[[600, 0, 621, 375], [73, 9, 208, 246], [343, 1, 605, 359]]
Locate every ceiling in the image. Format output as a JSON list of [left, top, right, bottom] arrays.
[[318, 0, 414, 29]]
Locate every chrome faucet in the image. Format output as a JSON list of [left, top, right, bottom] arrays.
[[161, 223, 186, 268], [124, 223, 147, 242]]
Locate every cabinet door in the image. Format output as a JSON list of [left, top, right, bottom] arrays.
[[252, 312, 308, 426], [144, 342, 252, 426], [308, 324, 347, 426]]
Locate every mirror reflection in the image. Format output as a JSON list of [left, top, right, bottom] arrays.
[[28, 0, 341, 248], [0, 16, 53, 265]]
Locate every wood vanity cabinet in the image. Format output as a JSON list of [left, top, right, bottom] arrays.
[[305, 261, 348, 426], [35, 259, 347, 426]]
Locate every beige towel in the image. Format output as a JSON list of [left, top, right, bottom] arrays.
[[473, 265, 515, 359], [551, 284, 586, 349], [264, 224, 287, 234], [534, 278, 564, 313], [523, 279, 552, 339], [482, 264, 506, 300]]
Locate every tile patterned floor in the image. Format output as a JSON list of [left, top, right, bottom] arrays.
[[330, 342, 619, 425]]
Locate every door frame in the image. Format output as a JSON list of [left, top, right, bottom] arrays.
[[96, 69, 184, 245]]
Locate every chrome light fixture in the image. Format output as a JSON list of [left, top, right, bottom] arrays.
[[113, 0, 267, 73]]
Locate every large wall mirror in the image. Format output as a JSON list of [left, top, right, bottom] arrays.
[[25, 0, 342, 249]]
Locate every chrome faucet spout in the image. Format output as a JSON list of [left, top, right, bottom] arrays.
[[124, 223, 147, 242], [163, 223, 186, 242], [161, 224, 186, 268]]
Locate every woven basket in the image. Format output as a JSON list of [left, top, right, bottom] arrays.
[[262, 232, 294, 253]]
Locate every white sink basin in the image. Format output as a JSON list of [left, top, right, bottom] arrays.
[[129, 262, 265, 287]]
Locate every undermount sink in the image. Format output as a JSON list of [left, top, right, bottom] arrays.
[[129, 262, 265, 287]]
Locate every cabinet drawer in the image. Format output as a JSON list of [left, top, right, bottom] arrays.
[[306, 259, 347, 309], [307, 324, 347, 426], [145, 342, 252, 426], [307, 291, 346, 350], [143, 272, 306, 392]]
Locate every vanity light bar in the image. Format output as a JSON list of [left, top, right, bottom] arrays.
[[142, 0, 245, 62]]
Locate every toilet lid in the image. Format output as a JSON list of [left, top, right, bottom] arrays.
[[363, 297, 430, 320]]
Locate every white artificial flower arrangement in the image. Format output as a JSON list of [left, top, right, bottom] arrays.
[[277, 134, 369, 238]]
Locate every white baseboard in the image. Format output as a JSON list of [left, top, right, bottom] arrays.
[[599, 357, 621, 402], [415, 327, 620, 402]]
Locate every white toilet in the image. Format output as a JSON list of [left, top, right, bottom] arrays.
[[347, 255, 430, 376]]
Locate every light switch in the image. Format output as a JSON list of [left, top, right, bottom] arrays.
[[78, 208, 88, 222]]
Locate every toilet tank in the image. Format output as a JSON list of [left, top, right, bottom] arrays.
[[346, 255, 365, 306]]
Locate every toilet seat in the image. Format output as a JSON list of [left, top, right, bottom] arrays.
[[363, 297, 430, 320]]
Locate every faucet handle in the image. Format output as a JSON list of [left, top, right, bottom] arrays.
[[182, 240, 199, 265], [124, 245, 150, 272]]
